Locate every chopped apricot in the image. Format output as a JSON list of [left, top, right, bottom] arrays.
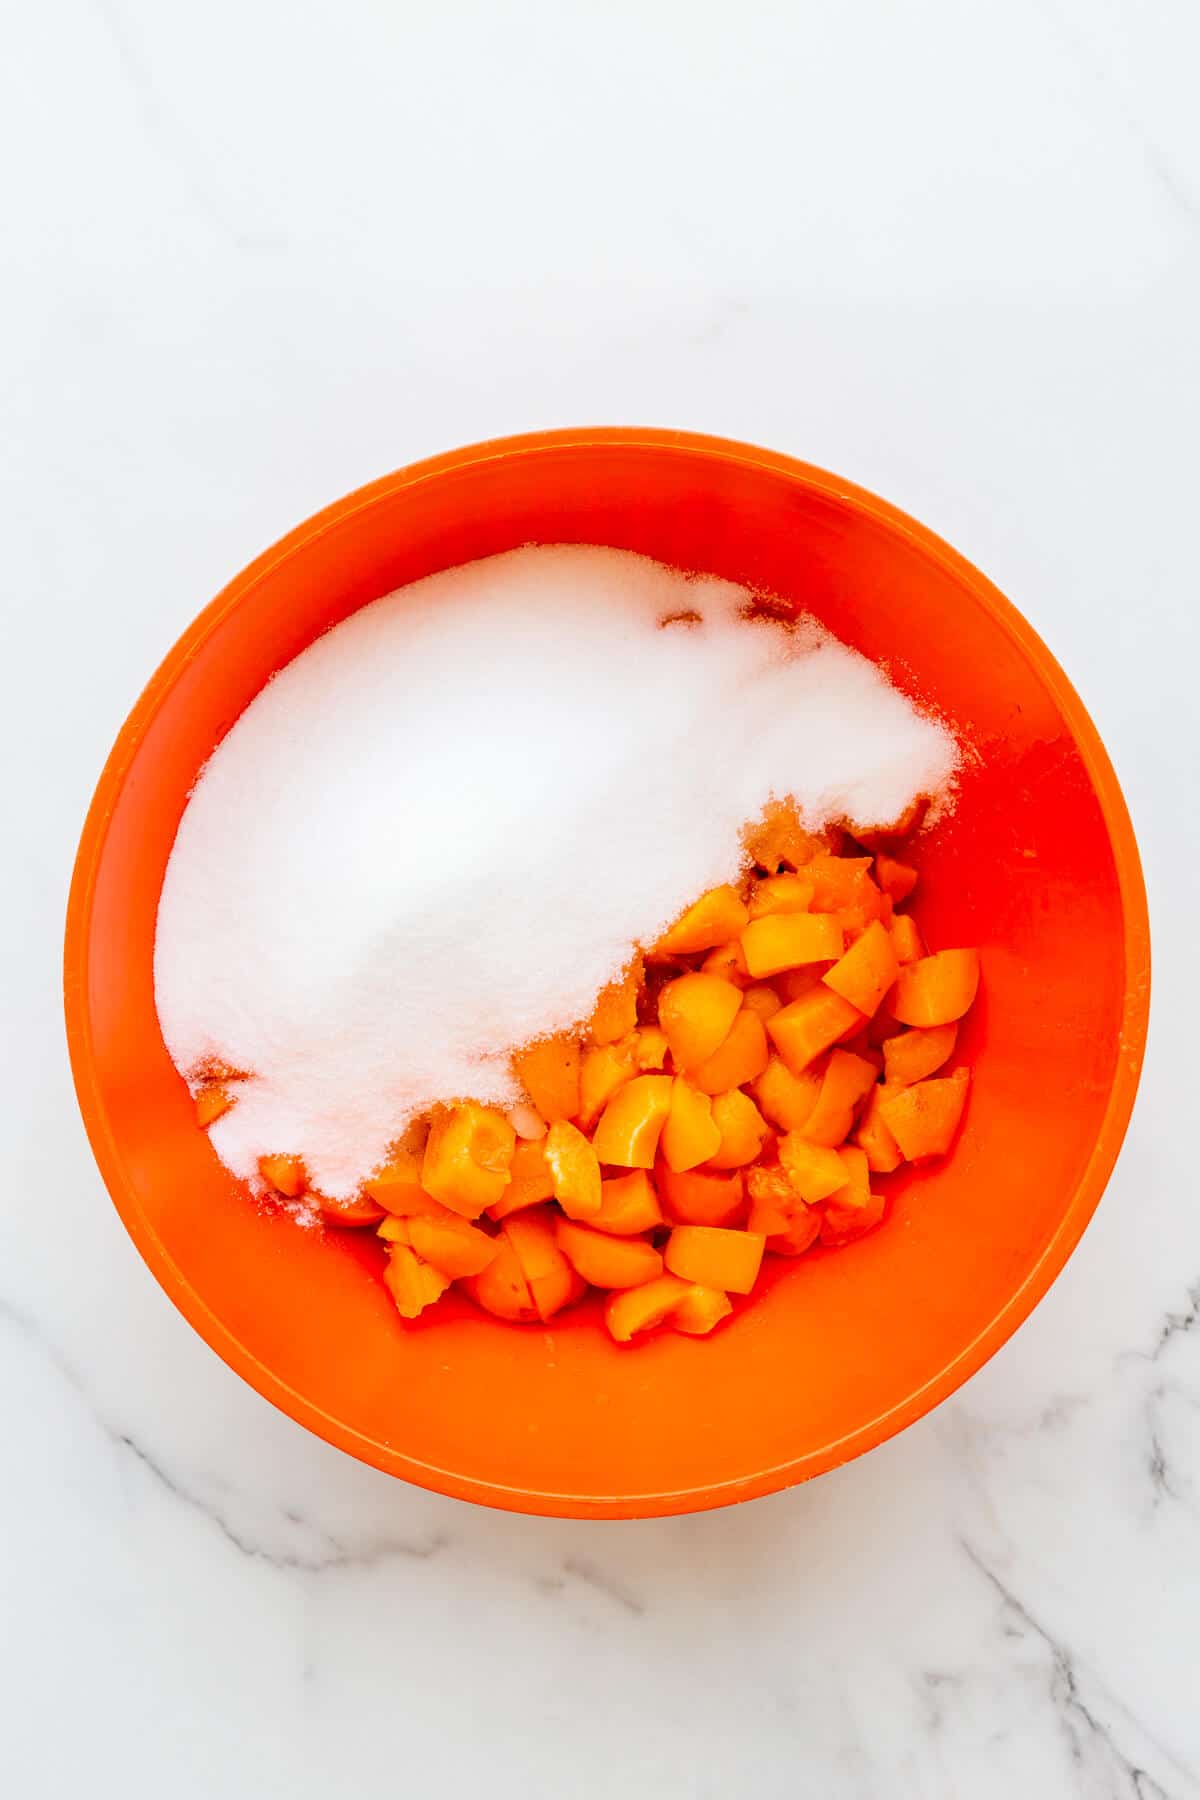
[[747, 873, 815, 918], [707, 1088, 769, 1169], [512, 1032, 581, 1123], [631, 1026, 669, 1070], [891, 949, 980, 1027], [874, 854, 918, 903], [823, 919, 900, 1017], [591, 1073, 674, 1168], [365, 1149, 438, 1215], [594, 1170, 663, 1236], [882, 1022, 958, 1087], [507, 1102, 547, 1140], [605, 1274, 693, 1342], [421, 1103, 516, 1218], [655, 884, 749, 955], [487, 1136, 556, 1218], [741, 911, 844, 977], [195, 1085, 233, 1128], [465, 1237, 537, 1322], [767, 988, 865, 1074], [658, 1164, 747, 1227], [672, 1285, 734, 1335], [316, 1191, 386, 1228], [376, 1215, 411, 1243], [890, 914, 925, 965], [752, 1054, 821, 1132], [854, 1086, 905, 1173], [555, 1218, 664, 1289], [258, 1153, 307, 1199], [409, 1210, 499, 1278], [820, 1146, 885, 1245], [700, 937, 752, 987], [544, 1118, 603, 1218], [777, 1134, 848, 1202], [589, 955, 643, 1044], [879, 1068, 969, 1159], [774, 964, 828, 1005], [503, 1207, 585, 1319], [665, 1225, 764, 1295], [805, 853, 879, 915], [741, 983, 782, 1022], [578, 1039, 637, 1129], [660, 1078, 723, 1173], [383, 1244, 452, 1318], [658, 972, 743, 1068], [801, 1049, 879, 1146], [743, 799, 827, 871], [689, 1007, 769, 1095], [747, 1171, 824, 1255]]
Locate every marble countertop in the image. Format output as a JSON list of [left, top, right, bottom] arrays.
[[4, 1, 1198, 1794]]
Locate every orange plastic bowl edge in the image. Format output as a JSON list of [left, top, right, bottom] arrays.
[[64, 427, 1151, 1519]]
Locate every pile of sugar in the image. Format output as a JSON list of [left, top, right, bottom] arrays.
[[154, 545, 958, 1199]]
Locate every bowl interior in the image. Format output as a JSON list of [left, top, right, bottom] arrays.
[[68, 432, 1146, 1515]]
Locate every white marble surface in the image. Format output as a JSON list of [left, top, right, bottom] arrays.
[[3, 1, 1198, 1793]]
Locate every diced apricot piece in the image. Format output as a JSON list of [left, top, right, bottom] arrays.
[[659, 1164, 747, 1227], [774, 964, 827, 1005], [879, 1068, 970, 1159], [376, 1215, 411, 1244], [854, 1085, 905, 1173], [631, 1026, 669, 1070], [689, 1007, 769, 1095], [589, 955, 643, 1044], [421, 1103, 515, 1219], [591, 1073, 674, 1168], [777, 1134, 849, 1202], [655, 884, 750, 955], [747, 1168, 824, 1255], [487, 1136, 556, 1218], [700, 938, 752, 987], [195, 1085, 233, 1128], [506, 1102, 547, 1140], [658, 972, 743, 1069], [665, 1225, 765, 1295], [741, 912, 844, 978], [503, 1207, 586, 1317], [707, 1089, 769, 1170], [594, 1170, 663, 1236], [751, 1055, 821, 1132], [555, 1218, 664, 1289], [882, 1022, 958, 1087], [747, 872, 815, 918], [820, 1146, 885, 1245], [383, 1244, 452, 1319], [874, 854, 918, 903], [891, 950, 980, 1027], [544, 1118, 602, 1218], [805, 854, 879, 915], [823, 920, 900, 1017], [743, 799, 827, 872], [578, 1039, 638, 1129], [512, 1032, 581, 1123], [316, 1191, 386, 1228], [604, 1274, 693, 1342], [364, 1149, 438, 1215], [409, 1211, 499, 1278], [258, 1153, 307, 1199], [767, 988, 865, 1074], [801, 1049, 879, 1146], [890, 914, 925, 965], [741, 983, 782, 1022], [465, 1238, 537, 1322], [660, 1078, 723, 1173], [672, 1286, 734, 1335]]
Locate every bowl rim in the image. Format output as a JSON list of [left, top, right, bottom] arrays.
[[63, 426, 1151, 1518]]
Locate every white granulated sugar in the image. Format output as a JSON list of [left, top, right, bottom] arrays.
[[154, 545, 957, 1198]]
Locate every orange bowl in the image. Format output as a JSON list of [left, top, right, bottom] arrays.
[[64, 428, 1149, 1517]]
